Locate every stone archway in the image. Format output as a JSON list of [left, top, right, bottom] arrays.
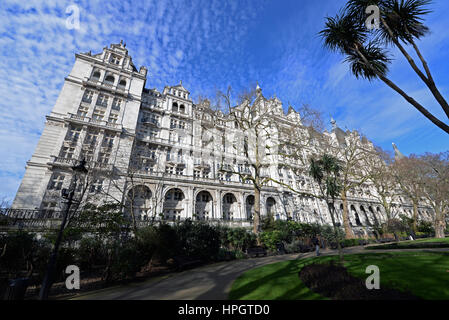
[[222, 193, 238, 221], [126, 185, 152, 220], [360, 205, 371, 226], [195, 190, 213, 220], [266, 197, 276, 219], [369, 206, 380, 226], [246, 195, 255, 221], [163, 188, 186, 221], [350, 205, 362, 226]]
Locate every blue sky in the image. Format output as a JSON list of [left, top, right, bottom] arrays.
[[1, 0, 448, 202]]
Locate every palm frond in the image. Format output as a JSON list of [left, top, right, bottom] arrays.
[[380, 0, 432, 44], [319, 10, 368, 54], [344, 41, 391, 80]]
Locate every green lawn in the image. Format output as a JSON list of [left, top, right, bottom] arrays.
[[229, 252, 449, 300], [366, 237, 449, 250]]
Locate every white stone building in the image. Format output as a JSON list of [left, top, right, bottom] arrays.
[[11, 42, 433, 234]]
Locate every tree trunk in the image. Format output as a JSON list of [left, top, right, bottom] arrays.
[[253, 185, 261, 236], [435, 208, 446, 239], [353, 47, 449, 134], [328, 202, 343, 264], [341, 191, 354, 239], [412, 201, 418, 232]]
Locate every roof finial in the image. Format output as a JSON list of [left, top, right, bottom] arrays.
[[392, 143, 405, 160], [256, 82, 262, 95], [330, 116, 338, 130]]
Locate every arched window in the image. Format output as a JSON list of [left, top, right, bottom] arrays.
[[180, 104, 186, 114], [104, 75, 115, 84], [118, 79, 126, 88], [172, 102, 179, 113], [92, 71, 101, 81]]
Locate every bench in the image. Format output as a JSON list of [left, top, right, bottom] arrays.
[[246, 247, 267, 258], [173, 256, 203, 271]]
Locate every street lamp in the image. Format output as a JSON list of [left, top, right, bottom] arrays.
[[39, 159, 88, 300]]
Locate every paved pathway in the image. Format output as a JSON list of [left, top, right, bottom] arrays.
[[71, 246, 448, 300]]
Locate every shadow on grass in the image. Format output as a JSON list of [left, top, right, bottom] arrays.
[[229, 252, 449, 300]]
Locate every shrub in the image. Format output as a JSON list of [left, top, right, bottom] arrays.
[[225, 228, 256, 252], [0, 231, 38, 278], [417, 221, 434, 235], [283, 239, 303, 254], [259, 230, 288, 252], [175, 220, 221, 260], [77, 237, 108, 272], [106, 239, 144, 281]]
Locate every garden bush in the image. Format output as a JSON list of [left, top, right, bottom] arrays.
[[175, 220, 221, 260]]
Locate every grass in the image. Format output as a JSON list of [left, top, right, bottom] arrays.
[[229, 251, 449, 300], [366, 237, 449, 250]]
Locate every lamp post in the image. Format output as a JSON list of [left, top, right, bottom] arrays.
[[39, 159, 88, 300]]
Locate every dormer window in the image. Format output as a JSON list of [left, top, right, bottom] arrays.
[[110, 55, 121, 65]]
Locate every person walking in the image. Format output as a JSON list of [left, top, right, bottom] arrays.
[[312, 236, 320, 256]]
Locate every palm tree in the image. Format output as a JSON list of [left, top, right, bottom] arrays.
[[309, 154, 344, 263], [319, 0, 449, 134]]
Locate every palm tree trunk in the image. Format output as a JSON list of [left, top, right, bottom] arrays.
[[328, 202, 343, 264], [353, 47, 449, 134], [380, 18, 449, 119]]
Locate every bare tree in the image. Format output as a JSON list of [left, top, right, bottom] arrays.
[[198, 85, 322, 234], [321, 131, 373, 238], [418, 152, 449, 238], [362, 147, 401, 224], [391, 155, 426, 231]]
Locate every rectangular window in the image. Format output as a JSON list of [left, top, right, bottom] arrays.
[[48, 174, 65, 191], [92, 108, 105, 120], [60, 146, 75, 159], [194, 170, 201, 178], [66, 126, 82, 142], [112, 98, 122, 110], [77, 105, 89, 117], [84, 129, 99, 146], [103, 132, 115, 149], [98, 152, 110, 164], [96, 94, 109, 107], [82, 90, 94, 103], [81, 147, 94, 162], [110, 55, 121, 65], [89, 179, 103, 193], [108, 112, 119, 124]]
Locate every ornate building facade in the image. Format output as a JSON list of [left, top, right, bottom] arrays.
[[11, 42, 433, 235]]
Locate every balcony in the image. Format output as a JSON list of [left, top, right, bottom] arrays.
[[141, 118, 161, 127], [52, 156, 77, 166], [50, 157, 113, 172], [166, 157, 186, 166], [194, 160, 211, 169], [90, 162, 113, 172], [83, 79, 128, 97], [66, 113, 122, 132]]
